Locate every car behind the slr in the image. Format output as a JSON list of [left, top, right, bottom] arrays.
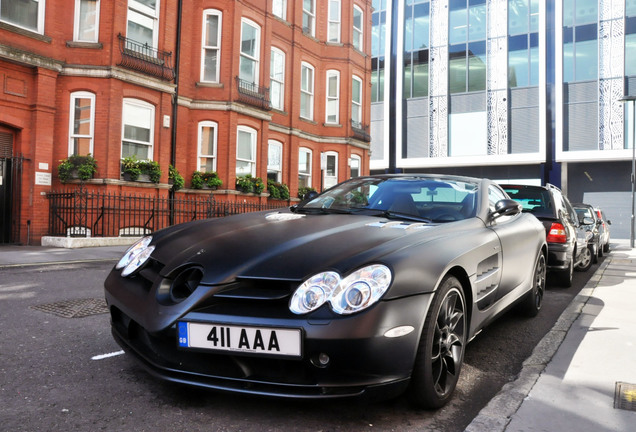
[[104, 174, 547, 409]]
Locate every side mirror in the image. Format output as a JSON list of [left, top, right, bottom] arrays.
[[582, 217, 594, 225], [303, 190, 319, 201], [607, 219, 612, 225], [491, 199, 522, 219]]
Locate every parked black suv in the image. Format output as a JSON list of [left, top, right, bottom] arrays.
[[501, 184, 588, 287]]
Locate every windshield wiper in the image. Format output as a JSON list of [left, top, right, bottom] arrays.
[[361, 209, 432, 223], [294, 207, 356, 215]]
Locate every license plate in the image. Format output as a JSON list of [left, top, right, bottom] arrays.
[[177, 322, 302, 357]]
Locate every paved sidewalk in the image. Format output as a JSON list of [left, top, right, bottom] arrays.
[[467, 239, 636, 432], [0, 244, 127, 267]]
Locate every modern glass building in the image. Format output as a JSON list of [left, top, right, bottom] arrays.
[[371, 0, 636, 238]]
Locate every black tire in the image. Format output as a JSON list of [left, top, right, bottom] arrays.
[[592, 243, 599, 264], [519, 252, 546, 317], [603, 242, 610, 253], [554, 258, 573, 287], [597, 242, 603, 258], [407, 275, 467, 409], [576, 245, 593, 272]]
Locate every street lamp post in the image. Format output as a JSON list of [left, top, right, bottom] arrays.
[[619, 95, 636, 248]]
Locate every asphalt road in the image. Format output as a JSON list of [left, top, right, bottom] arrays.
[[0, 258, 601, 432]]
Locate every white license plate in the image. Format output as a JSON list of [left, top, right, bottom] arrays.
[[178, 322, 302, 357]]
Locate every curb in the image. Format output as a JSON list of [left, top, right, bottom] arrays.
[[464, 254, 610, 432]]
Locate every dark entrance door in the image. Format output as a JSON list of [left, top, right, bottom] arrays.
[[0, 130, 17, 244]]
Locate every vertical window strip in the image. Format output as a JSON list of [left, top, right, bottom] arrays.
[[198, 121, 217, 172], [201, 10, 222, 82], [328, 0, 341, 43], [326, 70, 340, 124], [69, 92, 95, 156]]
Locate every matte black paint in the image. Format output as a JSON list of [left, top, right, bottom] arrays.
[[104, 174, 546, 401]]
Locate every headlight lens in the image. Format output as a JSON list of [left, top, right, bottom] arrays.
[[116, 236, 154, 277], [289, 265, 392, 315]]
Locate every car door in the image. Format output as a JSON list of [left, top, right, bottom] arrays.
[[487, 185, 537, 302]]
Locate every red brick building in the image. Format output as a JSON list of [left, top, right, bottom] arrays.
[[0, 0, 372, 245]]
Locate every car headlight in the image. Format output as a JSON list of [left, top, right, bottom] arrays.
[[289, 265, 392, 315], [115, 236, 154, 277]]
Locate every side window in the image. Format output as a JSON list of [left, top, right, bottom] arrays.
[[69, 91, 95, 156], [201, 9, 222, 83], [488, 185, 507, 212], [74, 0, 100, 42]]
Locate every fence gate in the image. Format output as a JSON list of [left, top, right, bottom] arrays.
[[0, 130, 22, 244]]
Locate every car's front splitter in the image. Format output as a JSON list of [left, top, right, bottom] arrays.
[[107, 293, 433, 400]]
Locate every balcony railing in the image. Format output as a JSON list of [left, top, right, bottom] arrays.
[[351, 120, 371, 142], [117, 34, 175, 81], [235, 76, 271, 110]]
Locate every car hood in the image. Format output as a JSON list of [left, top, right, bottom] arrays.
[[150, 209, 461, 284]]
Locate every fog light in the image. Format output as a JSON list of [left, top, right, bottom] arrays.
[[311, 353, 330, 368]]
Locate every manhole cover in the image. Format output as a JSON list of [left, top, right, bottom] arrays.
[[31, 298, 108, 318], [614, 382, 636, 411]]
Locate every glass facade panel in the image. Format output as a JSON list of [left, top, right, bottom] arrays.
[[371, 2, 387, 102], [508, 0, 539, 88], [449, 0, 486, 94], [628, 9, 636, 76], [404, 1, 429, 99], [563, 1, 597, 83]]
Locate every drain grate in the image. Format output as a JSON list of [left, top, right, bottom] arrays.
[[31, 298, 108, 318], [614, 382, 636, 411]]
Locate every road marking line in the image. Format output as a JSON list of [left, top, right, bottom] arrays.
[[92, 350, 125, 360]]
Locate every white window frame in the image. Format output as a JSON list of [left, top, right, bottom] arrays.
[[325, 70, 340, 124], [68, 91, 96, 156], [73, 0, 100, 42], [299, 147, 313, 188], [328, 0, 341, 43], [201, 9, 222, 83], [300, 62, 315, 120], [239, 18, 261, 85], [353, 5, 363, 51], [121, 98, 155, 161], [349, 154, 361, 178], [267, 140, 283, 182], [0, 0, 46, 34], [236, 126, 257, 177], [272, 0, 286, 20], [302, 0, 315, 37], [126, 0, 160, 49], [322, 151, 338, 189], [270, 47, 285, 111], [351, 75, 363, 126], [198, 121, 218, 172]]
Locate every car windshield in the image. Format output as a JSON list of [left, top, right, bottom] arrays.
[[296, 177, 479, 223], [574, 207, 594, 224], [503, 186, 553, 218]]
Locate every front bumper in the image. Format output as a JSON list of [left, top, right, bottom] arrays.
[[105, 275, 433, 400]]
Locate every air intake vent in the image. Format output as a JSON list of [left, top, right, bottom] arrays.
[[169, 266, 204, 303]]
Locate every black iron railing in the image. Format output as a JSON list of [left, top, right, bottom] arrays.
[[47, 190, 289, 238], [117, 34, 175, 81], [235, 76, 271, 110]]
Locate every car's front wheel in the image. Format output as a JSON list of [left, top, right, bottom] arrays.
[[407, 275, 466, 409]]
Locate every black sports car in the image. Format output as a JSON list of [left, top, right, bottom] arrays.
[[104, 174, 547, 409]]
